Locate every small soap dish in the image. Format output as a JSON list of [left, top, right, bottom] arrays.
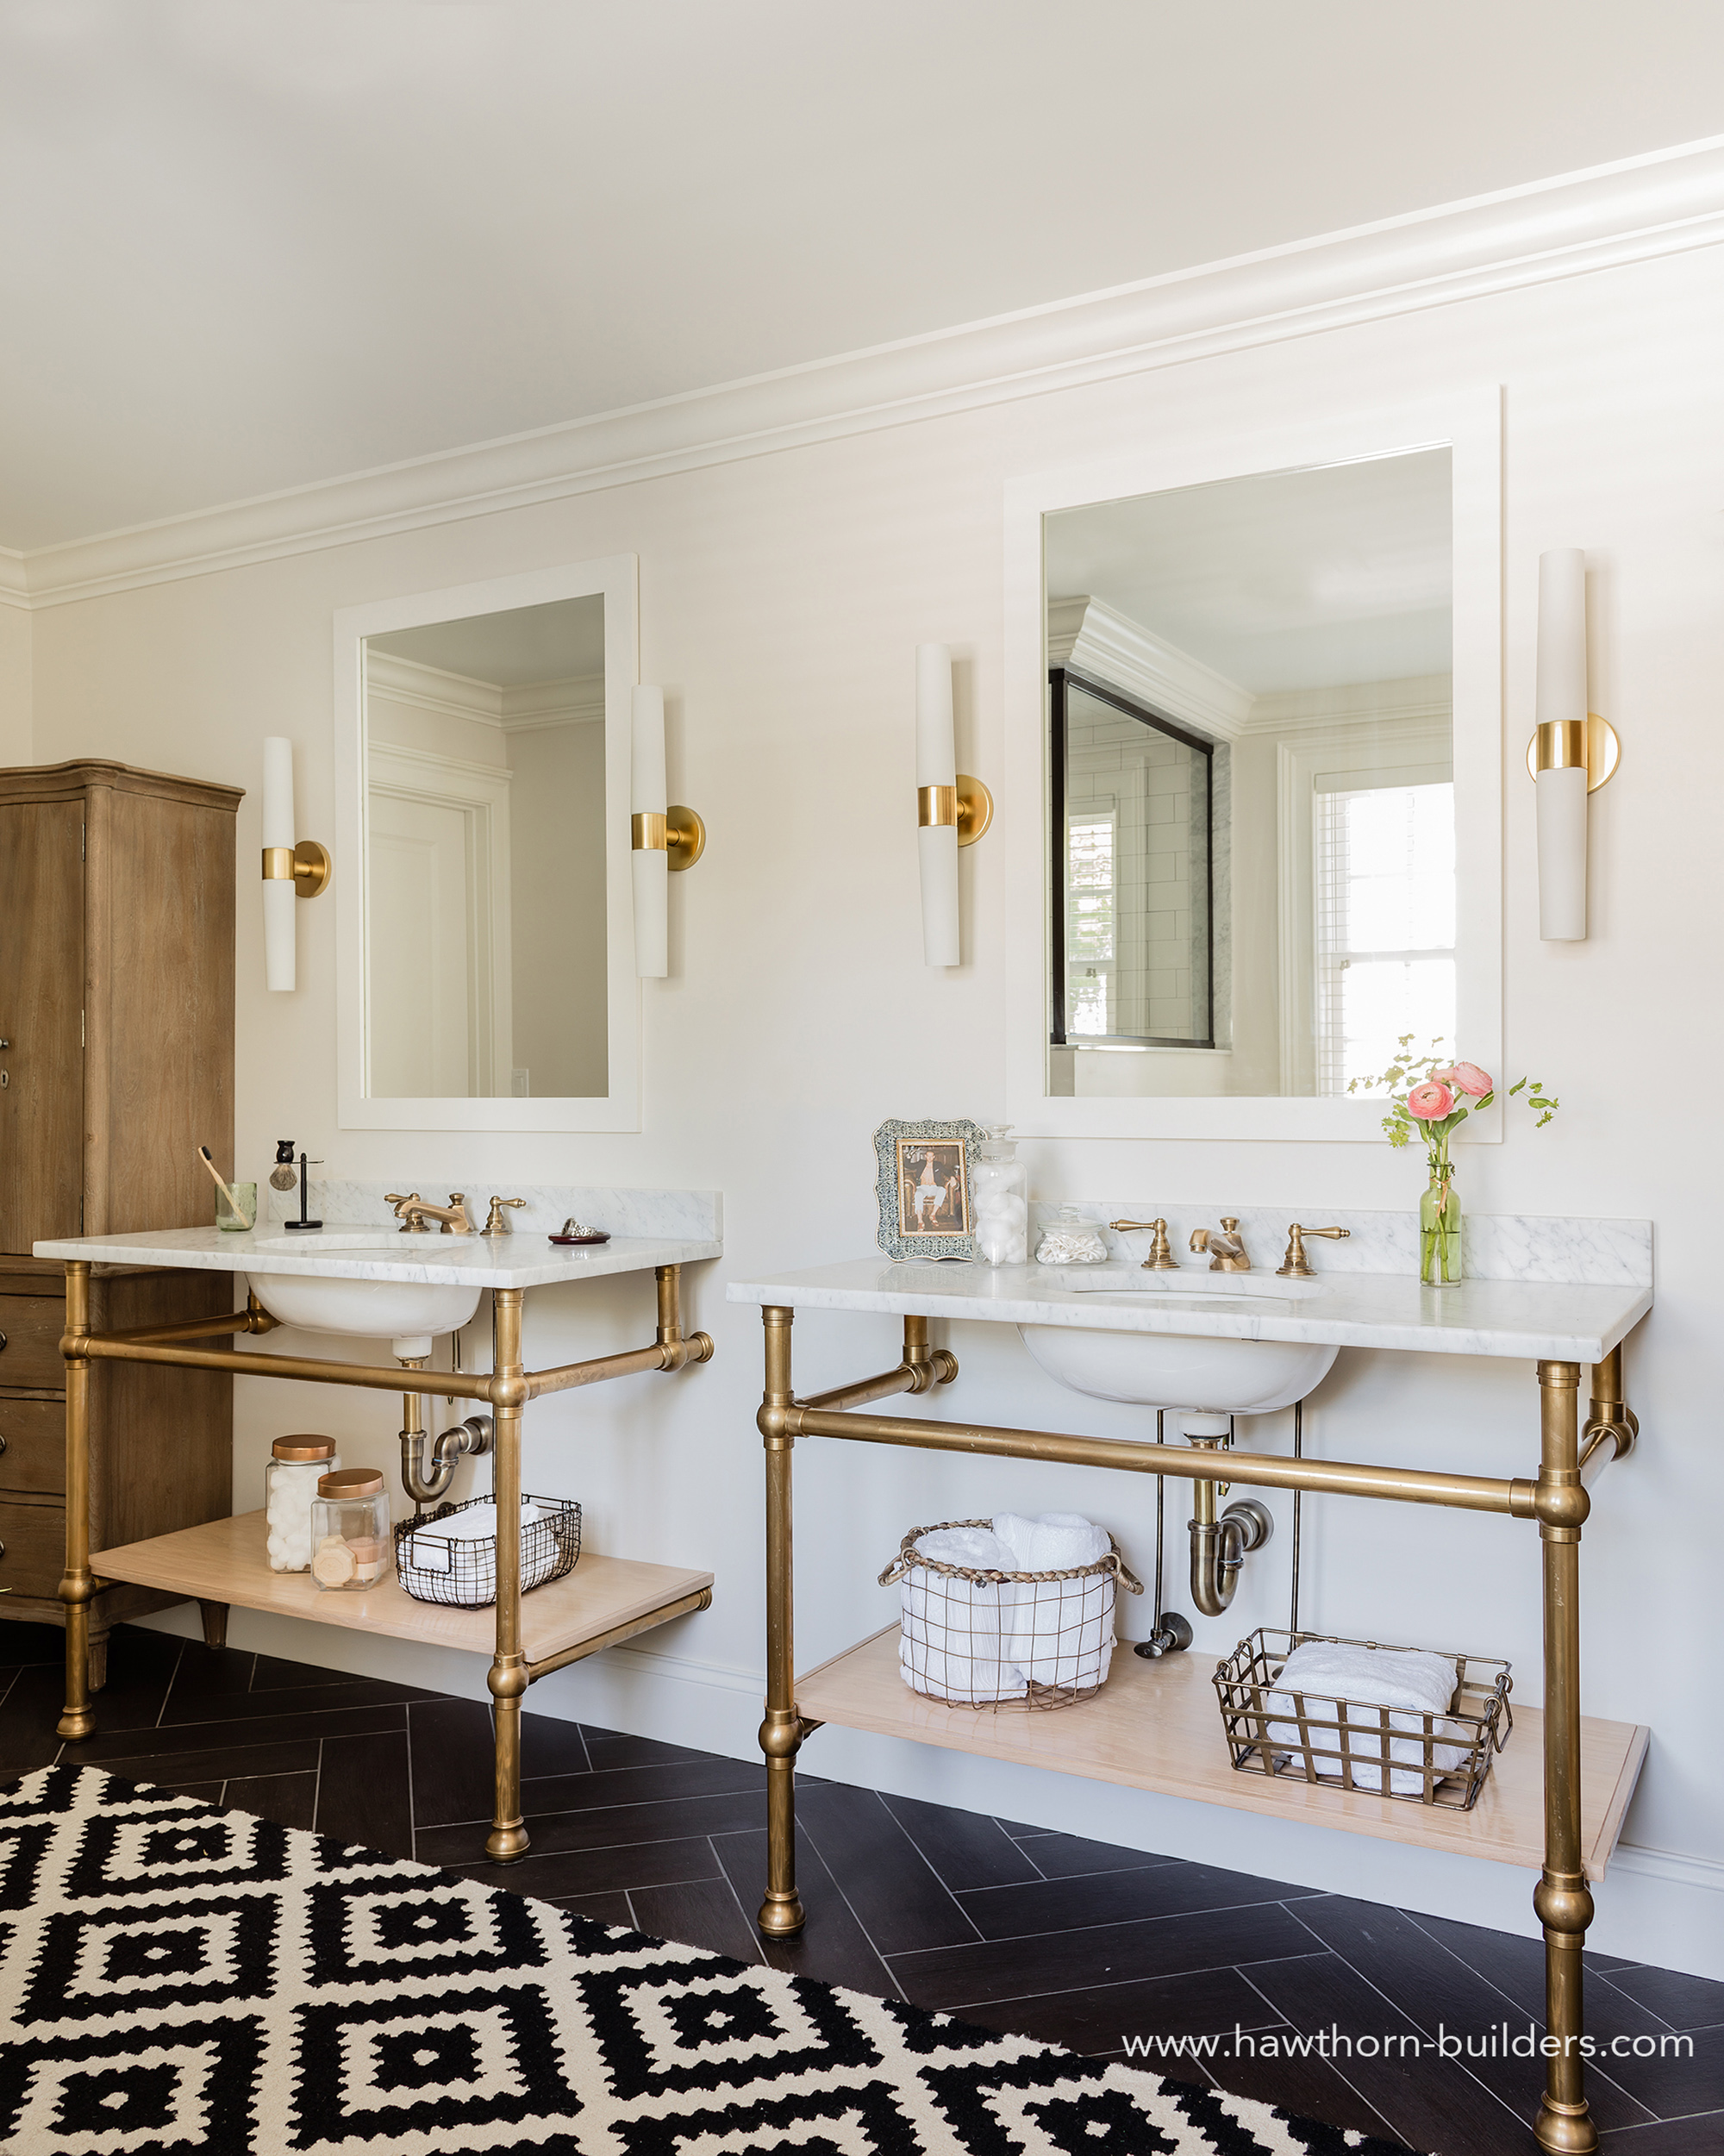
[[550, 1219, 609, 1246]]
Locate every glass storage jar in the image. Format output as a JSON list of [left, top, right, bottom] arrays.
[[265, 1435, 338, 1572], [971, 1125, 1028, 1266], [1034, 1203, 1110, 1265], [309, 1469, 391, 1590]]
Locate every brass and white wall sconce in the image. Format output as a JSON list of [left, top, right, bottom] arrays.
[[1529, 549, 1619, 943], [915, 642, 993, 967], [630, 684, 706, 978], [260, 735, 331, 991]]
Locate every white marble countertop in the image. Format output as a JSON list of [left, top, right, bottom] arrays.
[[34, 1224, 722, 1292], [725, 1258, 1652, 1361]]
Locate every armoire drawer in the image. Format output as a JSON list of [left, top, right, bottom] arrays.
[[0, 1297, 68, 1391], [0, 1396, 65, 1497], [0, 1499, 66, 1599]]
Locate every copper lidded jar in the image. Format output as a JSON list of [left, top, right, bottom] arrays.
[[265, 1435, 339, 1573], [309, 1469, 391, 1590]]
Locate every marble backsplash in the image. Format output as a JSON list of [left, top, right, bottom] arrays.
[[265, 1180, 722, 1243], [1028, 1200, 1652, 1287]]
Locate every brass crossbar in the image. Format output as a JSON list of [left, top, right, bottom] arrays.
[[789, 1404, 1538, 1518], [526, 1586, 714, 1681]]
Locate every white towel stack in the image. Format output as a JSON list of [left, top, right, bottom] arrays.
[[1261, 1640, 1471, 1797], [898, 1514, 1115, 1703]]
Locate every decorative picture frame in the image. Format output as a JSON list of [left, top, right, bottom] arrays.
[[873, 1118, 983, 1261]]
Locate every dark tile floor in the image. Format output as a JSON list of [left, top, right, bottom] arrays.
[[4, 1621, 1721, 2155]]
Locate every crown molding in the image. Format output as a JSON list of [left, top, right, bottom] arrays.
[[1049, 594, 1255, 740], [365, 650, 604, 733], [1242, 672, 1453, 737], [0, 548, 27, 609], [12, 134, 1724, 609]]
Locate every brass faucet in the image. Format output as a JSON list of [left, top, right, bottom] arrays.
[[387, 1190, 476, 1235], [483, 1196, 526, 1235], [1277, 1223, 1350, 1278], [1109, 1217, 1178, 1270], [1190, 1217, 1251, 1272]]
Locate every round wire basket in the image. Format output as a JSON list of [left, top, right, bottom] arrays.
[[395, 1491, 582, 1609], [881, 1517, 1142, 1710]]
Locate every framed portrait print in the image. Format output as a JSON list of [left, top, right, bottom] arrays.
[[873, 1118, 982, 1260]]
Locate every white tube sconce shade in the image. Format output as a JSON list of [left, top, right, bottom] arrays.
[[1528, 549, 1619, 943], [915, 643, 993, 968], [260, 736, 331, 991], [630, 685, 706, 980]]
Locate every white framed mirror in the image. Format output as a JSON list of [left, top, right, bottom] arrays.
[[334, 556, 640, 1132], [1003, 390, 1502, 1142]]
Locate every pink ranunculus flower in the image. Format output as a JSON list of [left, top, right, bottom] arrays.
[[1407, 1079, 1456, 1121], [1444, 1061, 1493, 1097]]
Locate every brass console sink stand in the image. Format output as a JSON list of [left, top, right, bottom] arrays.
[[57, 1261, 714, 1862], [753, 1306, 1640, 2156]]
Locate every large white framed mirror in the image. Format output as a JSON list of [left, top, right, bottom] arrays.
[[1003, 391, 1502, 1141], [334, 556, 640, 1132]]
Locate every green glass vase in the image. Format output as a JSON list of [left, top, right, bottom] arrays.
[[1420, 1173, 1463, 1287]]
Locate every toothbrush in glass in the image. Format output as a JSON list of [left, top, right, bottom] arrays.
[[197, 1146, 253, 1229]]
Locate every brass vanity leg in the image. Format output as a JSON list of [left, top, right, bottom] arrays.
[[1534, 1359, 1596, 2155], [58, 1263, 97, 1742], [758, 1305, 806, 1936], [485, 1287, 530, 1862]]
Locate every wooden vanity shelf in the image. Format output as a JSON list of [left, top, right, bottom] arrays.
[[797, 1625, 1648, 1878], [92, 1510, 713, 1674]]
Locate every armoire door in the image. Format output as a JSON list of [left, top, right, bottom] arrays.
[[0, 802, 85, 1253]]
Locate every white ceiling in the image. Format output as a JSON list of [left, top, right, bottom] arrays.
[[1047, 450, 1452, 693], [4, 2, 1723, 552]]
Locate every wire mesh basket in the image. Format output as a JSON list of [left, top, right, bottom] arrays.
[[881, 1517, 1142, 1710], [1215, 1627, 1513, 1809], [395, 1491, 582, 1609]]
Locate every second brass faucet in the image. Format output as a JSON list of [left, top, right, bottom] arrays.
[[387, 1190, 476, 1234], [1190, 1217, 1252, 1272]]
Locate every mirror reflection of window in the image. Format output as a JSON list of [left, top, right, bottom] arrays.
[[1315, 780, 1456, 1095], [362, 595, 607, 1100], [1046, 447, 1452, 1098]]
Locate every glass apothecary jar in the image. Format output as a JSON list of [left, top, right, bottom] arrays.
[[971, 1125, 1028, 1266], [1034, 1203, 1109, 1265], [310, 1469, 391, 1591], [265, 1435, 338, 1573]]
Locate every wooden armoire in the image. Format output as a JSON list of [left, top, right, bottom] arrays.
[[0, 760, 242, 1686]]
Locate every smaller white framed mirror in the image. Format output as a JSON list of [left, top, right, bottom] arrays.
[[334, 556, 640, 1132]]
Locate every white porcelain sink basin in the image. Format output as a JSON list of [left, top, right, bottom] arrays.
[[245, 1235, 482, 1358], [1021, 1271, 1337, 1415]]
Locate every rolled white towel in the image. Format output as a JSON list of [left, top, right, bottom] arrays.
[[899, 1571, 1024, 1703], [1262, 1640, 1471, 1797], [1000, 1570, 1115, 1691], [915, 1525, 1017, 1571], [992, 1512, 1111, 1573]]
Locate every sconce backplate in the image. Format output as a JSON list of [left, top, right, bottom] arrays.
[[665, 805, 705, 871], [1525, 713, 1619, 792], [292, 839, 333, 897], [955, 775, 994, 847]]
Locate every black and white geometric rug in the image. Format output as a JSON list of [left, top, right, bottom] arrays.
[[0, 1764, 1410, 2153]]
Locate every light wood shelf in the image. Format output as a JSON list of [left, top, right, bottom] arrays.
[[796, 1627, 1648, 1878], [93, 1510, 713, 1667]]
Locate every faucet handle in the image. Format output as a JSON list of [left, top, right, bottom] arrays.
[[386, 1191, 429, 1234], [1110, 1216, 1178, 1271], [1277, 1223, 1350, 1278], [484, 1196, 526, 1234]]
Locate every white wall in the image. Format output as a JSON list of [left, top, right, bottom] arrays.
[[20, 225, 1724, 1975], [0, 602, 30, 763]]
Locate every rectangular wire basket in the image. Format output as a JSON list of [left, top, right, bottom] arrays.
[[881, 1516, 1142, 1710], [395, 1491, 582, 1609], [1215, 1628, 1512, 1809]]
